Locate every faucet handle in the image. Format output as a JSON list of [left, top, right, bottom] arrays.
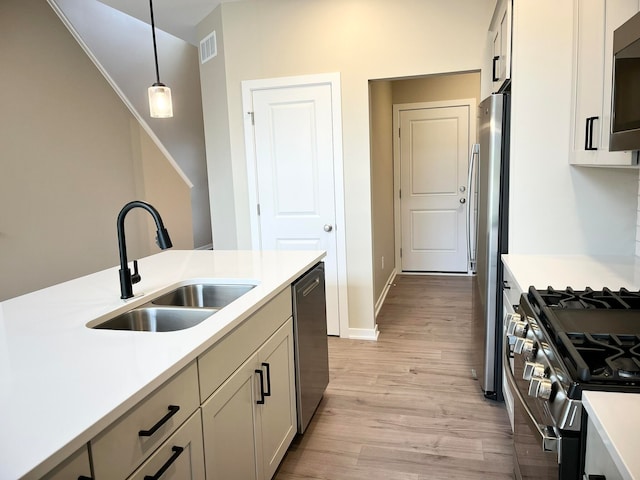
[[131, 260, 141, 284]]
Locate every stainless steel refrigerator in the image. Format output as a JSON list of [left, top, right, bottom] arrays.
[[470, 92, 510, 401]]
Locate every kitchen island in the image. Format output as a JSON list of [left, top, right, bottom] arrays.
[[502, 254, 640, 479], [0, 249, 325, 479]]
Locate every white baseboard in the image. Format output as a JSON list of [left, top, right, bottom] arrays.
[[375, 268, 397, 318], [348, 325, 379, 341]]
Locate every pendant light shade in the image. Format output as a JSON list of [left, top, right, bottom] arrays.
[[148, 0, 173, 118], [148, 83, 173, 118]]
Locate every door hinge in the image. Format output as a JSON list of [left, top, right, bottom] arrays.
[[257, 203, 261, 215], [400, 248, 402, 258], [248, 111, 255, 125], [399, 189, 401, 199], [398, 128, 401, 138]]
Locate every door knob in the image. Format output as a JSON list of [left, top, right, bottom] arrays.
[[460, 198, 466, 204], [323, 224, 333, 232]]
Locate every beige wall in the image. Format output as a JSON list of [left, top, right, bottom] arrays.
[[198, 0, 494, 333], [51, 0, 212, 249], [391, 72, 481, 108], [0, 0, 192, 301], [369, 81, 395, 305], [196, 9, 238, 248]]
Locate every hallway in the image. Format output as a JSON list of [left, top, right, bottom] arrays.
[[275, 275, 513, 479]]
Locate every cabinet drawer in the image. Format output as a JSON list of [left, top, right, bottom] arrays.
[[127, 409, 205, 480], [502, 264, 522, 309], [92, 361, 199, 480], [41, 444, 92, 480], [198, 288, 292, 402]]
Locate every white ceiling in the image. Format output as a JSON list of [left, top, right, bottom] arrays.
[[97, 0, 242, 45]]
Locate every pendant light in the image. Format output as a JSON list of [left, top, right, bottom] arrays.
[[147, 0, 173, 118]]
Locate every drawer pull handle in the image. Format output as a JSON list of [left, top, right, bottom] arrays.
[[144, 445, 184, 480], [78, 476, 94, 480], [255, 369, 266, 404], [262, 362, 272, 397], [139, 405, 180, 437]]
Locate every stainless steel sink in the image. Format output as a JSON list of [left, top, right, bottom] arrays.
[[92, 307, 216, 332], [151, 283, 255, 309]]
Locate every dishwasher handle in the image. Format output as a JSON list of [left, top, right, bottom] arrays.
[[301, 276, 320, 297]]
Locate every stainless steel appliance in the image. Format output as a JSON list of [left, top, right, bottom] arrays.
[[292, 262, 330, 433], [470, 92, 510, 400], [611, 10, 640, 151], [505, 287, 640, 479]]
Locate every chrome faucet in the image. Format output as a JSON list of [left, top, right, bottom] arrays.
[[117, 200, 173, 299]]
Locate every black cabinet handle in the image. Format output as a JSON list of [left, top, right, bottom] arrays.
[[261, 362, 271, 397], [503, 280, 511, 290], [492, 56, 500, 81], [78, 476, 94, 480], [585, 116, 598, 150], [138, 405, 180, 437], [144, 446, 184, 480], [255, 369, 265, 404]]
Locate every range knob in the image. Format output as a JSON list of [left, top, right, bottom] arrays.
[[506, 313, 527, 337], [523, 361, 545, 381], [529, 377, 554, 400], [514, 338, 536, 357]]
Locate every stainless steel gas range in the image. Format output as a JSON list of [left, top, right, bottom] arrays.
[[505, 286, 640, 479]]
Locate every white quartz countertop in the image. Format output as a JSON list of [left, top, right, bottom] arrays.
[[502, 254, 640, 293], [583, 391, 640, 479], [0, 249, 325, 479]]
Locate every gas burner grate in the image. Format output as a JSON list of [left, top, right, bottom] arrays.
[[534, 286, 640, 309], [559, 332, 640, 383]]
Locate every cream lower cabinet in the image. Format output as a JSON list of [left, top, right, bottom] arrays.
[[40, 444, 92, 480], [201, 318, 296, 480], [127, 410, 205, 480]]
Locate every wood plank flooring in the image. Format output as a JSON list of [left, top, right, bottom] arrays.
[[274, 275, 514, 479]]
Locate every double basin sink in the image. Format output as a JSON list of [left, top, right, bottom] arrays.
[[91, 283, 255, 332]]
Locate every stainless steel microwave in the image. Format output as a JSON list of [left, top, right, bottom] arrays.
[[611, 11, 640, 151]]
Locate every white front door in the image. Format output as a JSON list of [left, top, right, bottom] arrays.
[[243, 76, 343, 336], [396, 101, 474, 273]]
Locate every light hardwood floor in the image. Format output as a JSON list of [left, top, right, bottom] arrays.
[[275, 274, 514, 479]]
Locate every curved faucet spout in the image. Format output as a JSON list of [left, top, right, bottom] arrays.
[[117, 200, 173, 299]]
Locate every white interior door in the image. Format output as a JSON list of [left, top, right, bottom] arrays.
[[247, 81, 341, 336], [398, 103, 473, 273]]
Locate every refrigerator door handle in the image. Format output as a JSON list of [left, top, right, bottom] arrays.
[[466, 143, 480, 272]]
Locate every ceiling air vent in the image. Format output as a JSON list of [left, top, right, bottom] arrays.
[[200, 31, 217, 64]]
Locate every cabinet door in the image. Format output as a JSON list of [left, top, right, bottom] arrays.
[[584, 416, 624, 479], [571, 0, 638, 165], [128, 410, 205, 480], [256, 318, 297, 480], [491, 0, 511, 91], [201, 353, 261, 480], [498, 0, 511, 82]]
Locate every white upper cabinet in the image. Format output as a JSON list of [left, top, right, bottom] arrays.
[[490, 0, 512, 92], [570, 0, 640, 166]]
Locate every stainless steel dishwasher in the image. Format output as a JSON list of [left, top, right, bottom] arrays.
[[292, 262, 330, 433]]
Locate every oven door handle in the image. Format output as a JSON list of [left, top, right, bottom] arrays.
[[504, 355, 559, 455]]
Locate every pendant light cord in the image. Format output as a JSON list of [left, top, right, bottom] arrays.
[[149, 0, 161, 85]]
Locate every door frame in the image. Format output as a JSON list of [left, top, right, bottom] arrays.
[[241, 72, 350, 338], [393, 98, 477, 275]]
